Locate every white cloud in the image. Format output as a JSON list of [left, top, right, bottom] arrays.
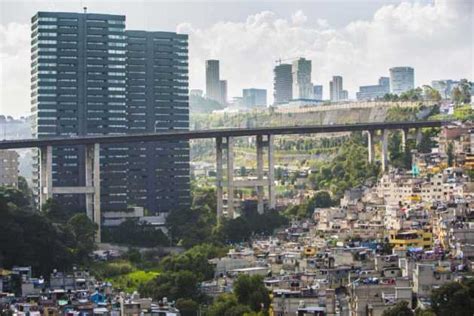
[[181, 0, 472, 102], [0, 22, 30, 117]]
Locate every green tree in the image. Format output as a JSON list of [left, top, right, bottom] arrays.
[[431, 280, 474, 316], [207, 294, 252, 316], [67, 213, 97, 263], [0, 188, 74, 276], [233, 275, 270, 313], [139, 270, 201, 302], [382, 301, 413, 316], [423, 85, 441, 102], [447, 142, 454, 166], [176, 298, 199, 316], [42, 198, 74, 223]]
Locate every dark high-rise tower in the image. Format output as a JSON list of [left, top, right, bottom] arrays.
[[126, 31, 190, 213], [205, 59, 220, 102], [273, 63, 293, 104], [31, 11, 190, 215], [31, 12, 128, 211]]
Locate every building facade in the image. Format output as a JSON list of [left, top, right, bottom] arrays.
[[273, 63, 293, 105], [242, 88, 267, 108], [31, 11, 190, 214], [390, 67, 414, 95], [313, 85, 323, 101], [0, 150, 19, 187], [125, 30, 190, 214], [205, 59, 221, 103], [356, 77, 390, 101], [31, 11, 129, 211], [292, 58, 313, 99], [219, 80, 227, 105], [329, 76, 343, 102]]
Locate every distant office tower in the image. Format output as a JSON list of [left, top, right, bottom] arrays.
[[31, 11, 190, 214], [219, 80, 227, 105], [431, 80, 462, 99], [243, 89, 267, 108], [31, 11, 128, 211], [273, 63, 293, 104], [292, 58, 313, 99], [340, 90, 348, 101], [126, 30, 190, 214], [329, 76, 344, 102], [0, 150, 19, 187], [356, 77, 390, 101], [190, 89, 203, 97], [205, 60, 221, 103], [313, 85, 323, 101], [390, 67, 414, 95]]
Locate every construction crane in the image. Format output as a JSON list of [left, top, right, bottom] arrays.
[[275, 57, 301, 65]]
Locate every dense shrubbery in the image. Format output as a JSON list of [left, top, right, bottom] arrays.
[[0, 186, 96, 277], [166, 185, 289, 246], [308, 133, 380, 198], [102, 219, 169, 248]]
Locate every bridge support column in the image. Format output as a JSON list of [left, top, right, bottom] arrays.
[[40, 143, 102, 242], [92, 143, 101, 243], [267, 135, 276, 210], [415, 128, 423, 146], [216, 137, 224, 221], [381, 129, 389, 172], [39, 145, 53, 208], [401, 128, 409, 152], [367, 130, 375, 163], [256, 135, 264, 214], [226, 136, 235, 219]]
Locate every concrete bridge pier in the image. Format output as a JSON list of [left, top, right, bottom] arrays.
[[256, 135, 264, 214], [367, 130, 375, 163], [39, 145, 53, 206], [381, 129, 389, 172], [226, 136, 235, 219], [39, 143, 102, 242], [401, 128, 409, 152], [215, 134, 276, 219], [415, 128, 423, 146], [267, 135, 275, 210], [216, 137, 224, 220]]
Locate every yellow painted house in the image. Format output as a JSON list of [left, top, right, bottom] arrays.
[[388, 230, 433, 250]]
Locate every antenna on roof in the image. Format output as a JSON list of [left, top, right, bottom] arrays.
[[83, 6, 87, 14]]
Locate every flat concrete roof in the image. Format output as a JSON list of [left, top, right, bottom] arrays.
[[0, 120, 446, 150]]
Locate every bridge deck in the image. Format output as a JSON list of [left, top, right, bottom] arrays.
[[0, 120, 446, 150]]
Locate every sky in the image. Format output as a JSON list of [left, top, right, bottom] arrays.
[[0, 0, 473, 117]]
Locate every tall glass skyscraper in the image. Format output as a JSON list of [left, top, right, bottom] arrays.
[[390, 67, 415, 95], [273, 63, 293, 105], [31, 11, 190, 214]]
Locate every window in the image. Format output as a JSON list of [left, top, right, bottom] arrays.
[[108, 27, 124, 32], [108, 34, 126, 40], [38, 24, 57, 29], [108, 42, 126, 47], [39, 32, 57, 37], [39, 17, 57, 22], [108, 49, 126, 55], [108, 20, 125, 25]]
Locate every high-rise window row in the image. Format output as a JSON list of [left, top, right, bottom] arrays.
[[31, 11, 190, 215]]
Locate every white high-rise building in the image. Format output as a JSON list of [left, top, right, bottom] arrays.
[[330, 76, 344, 102], [292, 58, 313, 99]]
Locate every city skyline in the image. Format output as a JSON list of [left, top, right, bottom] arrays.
[[1, 0, 473, 116]]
